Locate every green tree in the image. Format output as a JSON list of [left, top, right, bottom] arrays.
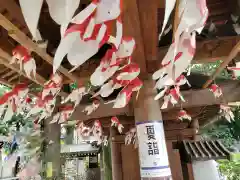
[[202, 107, 240, 179], [218, 160, 240, 180]]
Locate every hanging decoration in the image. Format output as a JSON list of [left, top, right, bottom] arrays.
[[90, 37, 136, 86], [102, 136, 108, 146], [26, 94, 56, 123], [42, 73, 63, 99], [0, 84, 30, 123], [82, 100, 100, 115], [102, 77, 143, 109], [50, 104, 74, 124], [227, 62, 240, 79], [125, 127, 137, 148], [19, 0, 44, 41], [91, 120, 103, 145], [209, 84, 223, 98], [153, 0, 209, 107], [11, 45, 36, 79], [177, 109, 192, 121], [219, 104, 235, 123], [2, 1, 144, 179], [76, 121, 91, 138], [19, 0, 81, 41], [160, 86, 185, 109], [53, 0, 123, 73], [62, 85, 87, 108], [90, 36, 142, 109], [111, 116, 124, 134]]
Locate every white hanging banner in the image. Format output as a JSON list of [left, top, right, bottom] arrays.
[[136, 121, 171, 178]]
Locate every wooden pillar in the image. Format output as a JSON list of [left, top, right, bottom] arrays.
[[110, 127, 123, 180], [103, 143, 112, 180], [134, 80, 172, 179]]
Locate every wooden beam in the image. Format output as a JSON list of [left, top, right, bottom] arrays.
[[8, 74, 19, 82], [163, 80, 240, 110], [0, 48, 46, 86], [203, 40, 240, 88], [137, 0, 159, 61], [173, 0, 180, 37], [0, 67, 9, 74], [0, 77, 14, 87], [122, 0, 147, 74], [70, 80, 240, 121], [71, 103, 132, 121], [0, 0, 29, 34], [0, 13, 78, 82], [2, 70, 15, 78]]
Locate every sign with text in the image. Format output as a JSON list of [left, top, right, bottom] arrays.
[[136, 121, 171, 178]]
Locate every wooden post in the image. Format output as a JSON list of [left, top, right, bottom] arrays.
[[103, 143, 112, 180], [110, 127, 123, 180], [43, 118, 61, 179], [134, 80, 172, 179]]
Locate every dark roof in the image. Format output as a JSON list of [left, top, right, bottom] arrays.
[[179, 140, 231, 162]]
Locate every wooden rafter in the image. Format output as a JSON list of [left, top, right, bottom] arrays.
[[0, 67, 9, 74], [0, 0, 29, 34], [8, 73, 19, 82], [203, 40, 240, 88], [0, 77, 14, 87], [173, 0, 180, 37], [137, 0, 159, 61], [2, 70, 15, 78]]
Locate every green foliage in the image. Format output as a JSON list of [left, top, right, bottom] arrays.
[[0, 84, 11, 96], [202, 124, 236, 148], [218, 160, 240, 180], [202, 107, 240, 180], [190, 60, 232, 80], [201, 107, 240, 148]]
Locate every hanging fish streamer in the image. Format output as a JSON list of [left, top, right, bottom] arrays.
[[209, 84, 223, 98], [125, 127, 138, 148], [91, 37, 143, 108], [82, 100, 100, 115], [153, 0, 209, 108], [50, 104, 74, 124], [111, 116, 124, 134], [177, 109, 192, 121], [42, 73, 63, 99], [19, 0, 81, 41], [11, 45, 36, 79], [219, 104, 235, 123], [53, 0, 123, 73]]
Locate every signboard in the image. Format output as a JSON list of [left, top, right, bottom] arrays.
[[136, 121, 171, 178]]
